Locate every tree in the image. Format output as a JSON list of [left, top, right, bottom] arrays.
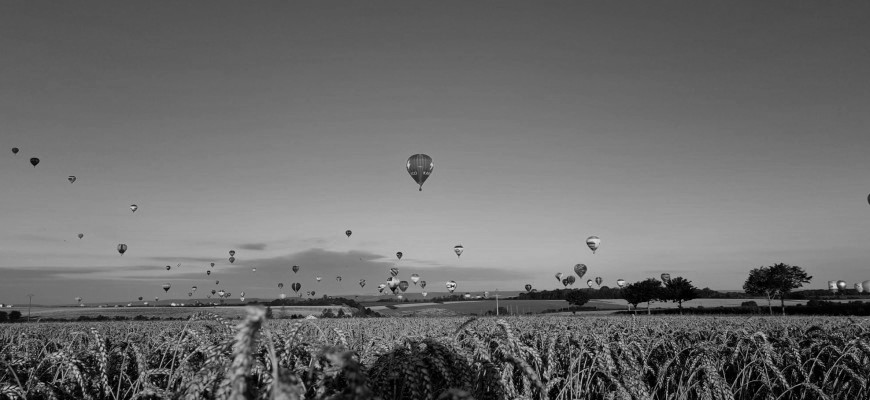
[[9, 311, 22, 322], [563, 289, 590, 308], [743, 263, 812, 316], [622, 279, 663, 315], [662, 277, 698, 314]]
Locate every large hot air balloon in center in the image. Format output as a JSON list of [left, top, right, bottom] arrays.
[[573, 264, 587, 279], [446, 280, 457, 293], [586, 236, 600, 254], [454, 244, 464, 258], [117, 244, 127, 255], [406, 154, 434, 191]]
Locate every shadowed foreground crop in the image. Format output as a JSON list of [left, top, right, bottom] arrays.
[[1, 308, 869, 399]]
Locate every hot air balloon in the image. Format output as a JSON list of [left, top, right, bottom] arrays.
[[207, 270, 211, 275], [292, 265, 300, 273], [855, 283, 864, 293], [77, 233, 84, 239], [166, 265, 171, 271], [566, 276, 576, 285], [399, 280, 409, 293], [130, 204, 138, 213], [315, 276, 322, 282], [336, 276, 342, 282], [188, 292, 192, 297], [210, 263, 215, 267], [454, 244, 464, 258], [377, 283, 386, 293], [411, 273, 420, 284], [229, 250, 236, 256], [138, 297, 143, 301], [616, 279, 626, 288], [483, 291, 489, 299], [345, 230, 352, 238], [595, 277, 603, 286], [464, 293, 472, 299], [587, 280, 593, 288], [154, 297, 159, 302], [162, 283, 171, 292], [68, 176, 76, 184], [310, 290, 316, 297], [661, 273, 671, 283], [117, 244, 127, 255], [292, 282, 301, 293], [555, 272, 563, 282], [30, 157, 39, 167], [862, 280, 870, 292], [446, 281, 457, 293], [211, 289, 216, 295], [218, 290, 225, 297], [586, 236, 600, 254], [562, 278, 570, 287], [279, 294, 286, 299], [191, 286, 197, 292], [75, 297, 82, 303], [837, 280, 847, 290], [574, 264, 587, 279], [419, 280, 427, 289], [229, 257, 235, 264], [359, 279, 366, 288], [827, 280, 837, 292], [278, 283, 284, 289], [524, 284, 532, 292], [215, 280, 219, 285], [397, 294, 404, 300], [252, 268, 256, 272], [421, 291, 428, 297], [406, 154, 434, 191], [240, 291, 245, 297], [11, 148, 19, 155], [240, 297, 245, 302], [396, 252, 403, 260]]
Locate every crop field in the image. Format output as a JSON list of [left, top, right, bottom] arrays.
[[3, 305, 353, 321], [1, 308, 869, 400], [368, 299, 625, 317]]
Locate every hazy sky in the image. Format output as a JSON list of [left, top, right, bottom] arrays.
[[2, 1, 869, 304]]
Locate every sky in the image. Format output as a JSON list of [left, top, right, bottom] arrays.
[[1, 1, 869, 305]]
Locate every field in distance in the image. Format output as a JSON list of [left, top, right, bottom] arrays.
[[4, 304, 354, 320]]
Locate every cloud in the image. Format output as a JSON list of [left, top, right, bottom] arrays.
[[237, 243, 267, 251]]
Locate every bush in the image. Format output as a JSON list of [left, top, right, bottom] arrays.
[[9, 311, 22, 322], [741, 301, 758, 307]]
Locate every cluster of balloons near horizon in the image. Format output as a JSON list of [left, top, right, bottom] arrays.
[[827, 280, 870, 293]]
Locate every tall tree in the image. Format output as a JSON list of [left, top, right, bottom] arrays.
[[743, 263, 812, 316], [563, 289, 590, 308], [662, 277, 698, 314], [622, 278, 663, 315]]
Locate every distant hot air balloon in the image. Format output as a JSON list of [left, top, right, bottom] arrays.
[[191, 286, 197, 292], [616, 279, 626, 288], [278, 283, 284, 289], [399, 280, 409, 293], [446, 281, 457, 293], [77, 233, 84, 239], [210, 263, 215, 267], [229, 257, 235, 264], [68, 176, 76, 184], [862, 280, 870, 293], [75, 297, 82, 303], [138, 297, 143, 301], [524, 284, 532, 292], [828, 280, 837, 292], [837, 280, 847, 290], [855, 283, 864, 293], [562, 278, 570, 287], [240, 291, 245, 297], [315, 276, 322, 282], [206, 270, 211, 275], [555, 272, 563, 282], [154, 297, 159, 302], [215, 280, 219, 285], [336, 276, 342, 282], [218, 290, 225, 297], [454, 244, 464, 258], [595, 277, 602, 287], [387, 277, 400, 293], [240, 297, 245, 302], [166, 265, 171, 271], [411, 273, 420, 284], [406, 154, 434, 191], [292, 282, 301, 293], [484, 291, 489, 299], [11, 148, 19, 155], [345, 230, 352, 238], [661, 273, 671, 283], [421, 291, 428, 297], [396, 252, 403, 260], [30, 157, 39, 167], [567, 276, 576, 285], [117, 244, 127, 255], [292, 265, 300, 273], [463, 293, 471, 299], [251, 268, 256, 272], [162, 283, 171, 292], [574, 264, 587, 279], [586, 236, 600, 254], [211, 290, 216, 295], [390, 267, 399, 277], [229, 250, 236, 256], [587, 280, 593, 288], [188, 292, 192, 297], [359, 279, 366, 288], [419, 280, 427, 289], [378, 283, 386, 293], [130, 204, 138, 213], [310, 290, 316, 297]]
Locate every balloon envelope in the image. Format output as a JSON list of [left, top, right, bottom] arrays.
[[828, 280, 837, 291], [162, 283, 171, 292], [410, 273, 420, 284], [454, 244, 464, 257], [68, 176, 76, 183], [229, 256, 235, 264], [524, 284, 532, 292], [406, 154, 434, 191], [420, 280, 427, 289], [862, 280, 870, 292], [390, 267, 400, 277], [396, 252, 403, 260], [555, 272, 563, 281], [345, 230, 352, 238], [130, 204, 138, 213], [292, 265, 300, 273], [573, 264, 587, 278], [586, 236, 600, 253], [562, 278, 569, 287], [359, 279, 366, 287], [399, 280, 409, 292], [229, 250, 235, 256], [836, 280, 847, 290], [30, 157, 39, 167], [587, 280, 593, 288], [661, 273, 671, 283], [11, 148, 19, 154], [117, 244, 127, 255], [77, 233, 84, 239], [595, 277, 603, 286], [855, 283, 864, 293], [616, 279, 626, 288], [292, 282, 301, 292], [446, 280, 457, 293]]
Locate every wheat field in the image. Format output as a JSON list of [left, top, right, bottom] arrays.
[[1, 307, 868, 400]]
